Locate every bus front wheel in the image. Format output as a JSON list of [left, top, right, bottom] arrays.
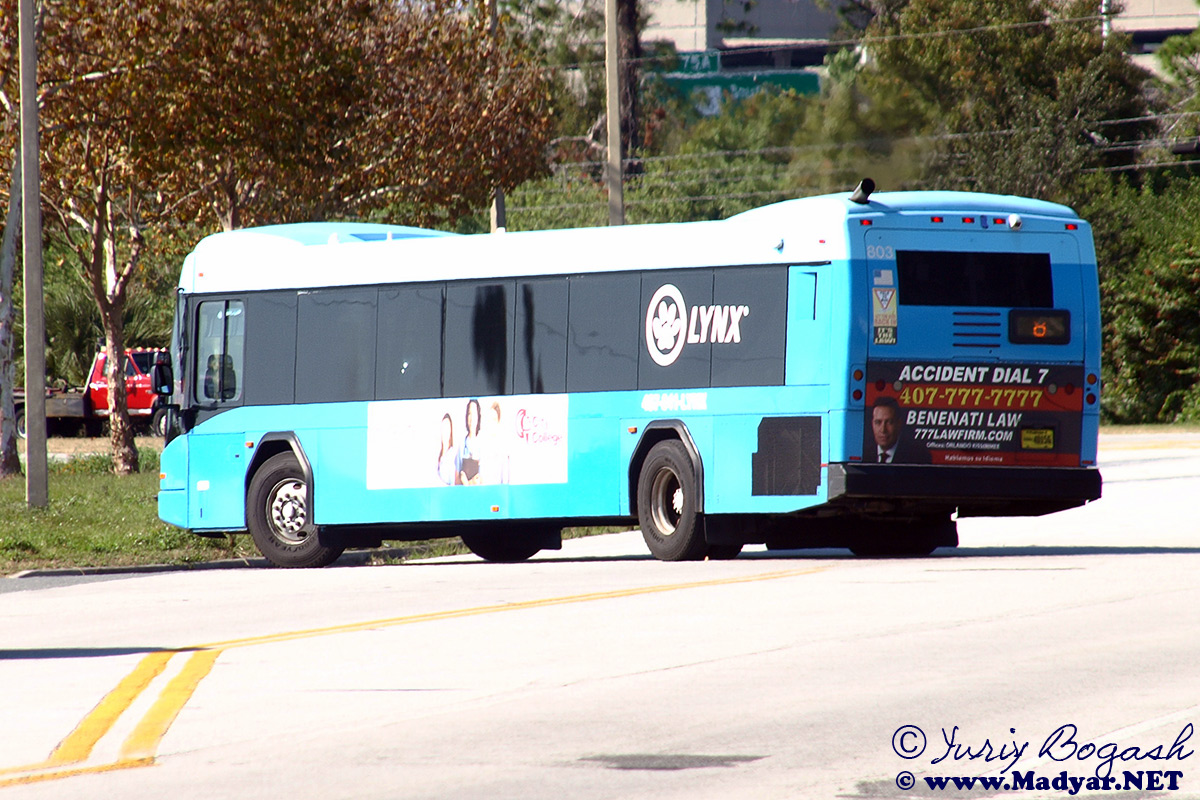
[[637, 440, 707, 561], [247, 452, 344, 568]]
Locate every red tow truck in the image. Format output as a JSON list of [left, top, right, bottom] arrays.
[[14, 348, 167, 439]]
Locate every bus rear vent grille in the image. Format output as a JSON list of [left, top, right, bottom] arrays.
[[951, 311, 1002, 348]]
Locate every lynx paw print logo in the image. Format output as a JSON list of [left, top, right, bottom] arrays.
[[646, 284, 686, 366]]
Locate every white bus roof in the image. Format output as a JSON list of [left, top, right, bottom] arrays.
[[179, 191, 1083, 294]]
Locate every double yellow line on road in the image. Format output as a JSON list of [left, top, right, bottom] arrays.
[[0, 649, 219, 786], [1, 564, 826, 787]]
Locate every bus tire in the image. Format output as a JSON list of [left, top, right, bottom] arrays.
[[151, 408, 168, 438], [460, 532, 542, 563], [15, 406, 26, 440], [637, 440, 707, 561], [246, 452, 343, 568]]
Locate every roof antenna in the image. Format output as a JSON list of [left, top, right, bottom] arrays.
[[849, 178, 875, 205]]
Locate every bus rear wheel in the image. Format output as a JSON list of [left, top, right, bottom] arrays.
[[460, 532, 542, 563], [247, 452, 344, 568], [637, 440, 707, 561]]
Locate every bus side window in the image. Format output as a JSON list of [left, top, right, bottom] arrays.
[[376, 285, 444, 401], [566, 274, 640, 393], [514, 278, 568, 394], [443, 281, 515, 398], [296, 289, 376, 404]]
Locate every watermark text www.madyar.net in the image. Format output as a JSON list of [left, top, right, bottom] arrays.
[[890, 722, 1193, 794]]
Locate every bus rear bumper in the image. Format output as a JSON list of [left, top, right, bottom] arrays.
[[827, 464, 1102, 517]]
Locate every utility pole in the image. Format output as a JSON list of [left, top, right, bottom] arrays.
[[604, 0, 625, 226], [19, 0, 47, 507]]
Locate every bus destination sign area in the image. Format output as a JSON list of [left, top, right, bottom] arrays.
[[863, 361, 1086, 466]]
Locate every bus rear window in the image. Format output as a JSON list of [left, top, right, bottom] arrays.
[[897, 251, 1053, 307]]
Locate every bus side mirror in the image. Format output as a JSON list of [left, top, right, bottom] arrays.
[[151, 351, 173, 396]]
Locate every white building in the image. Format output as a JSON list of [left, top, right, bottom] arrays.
[[642, 0, 1199, 69]]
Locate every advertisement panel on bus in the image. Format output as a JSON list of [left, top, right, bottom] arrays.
[[863, 361, 1086, 466]]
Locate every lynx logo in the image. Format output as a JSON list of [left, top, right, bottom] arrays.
[[645, 283, 750, 367]]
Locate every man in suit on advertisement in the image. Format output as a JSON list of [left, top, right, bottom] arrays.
[[865, 396, 931, 464]]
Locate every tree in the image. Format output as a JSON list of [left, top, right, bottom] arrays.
[[0, 0, 23, 477], [501, 0, 645, 169], [856, 0, 1153, 200], [1081, 174, 1200, 422], [1155, 4, 1200, 153], [30, 0, 182, 474], [146, 0, 554, 230], [6, 0, 554, 479]]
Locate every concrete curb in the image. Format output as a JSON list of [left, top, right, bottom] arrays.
[[7, 547, 415, 579]]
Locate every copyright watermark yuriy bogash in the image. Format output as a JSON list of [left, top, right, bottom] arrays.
[[890, 723, 1194, 794]]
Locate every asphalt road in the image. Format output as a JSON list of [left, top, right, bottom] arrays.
[[2, 433, 1198, 799]]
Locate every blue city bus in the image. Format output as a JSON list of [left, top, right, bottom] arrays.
[[154, 182, 1102, 567]]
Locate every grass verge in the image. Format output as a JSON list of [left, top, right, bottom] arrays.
[[2, 443, 627, 575], [1, 451, 256, 575]]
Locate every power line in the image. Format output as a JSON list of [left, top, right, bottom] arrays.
[[521, 10, 1189, 75]]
